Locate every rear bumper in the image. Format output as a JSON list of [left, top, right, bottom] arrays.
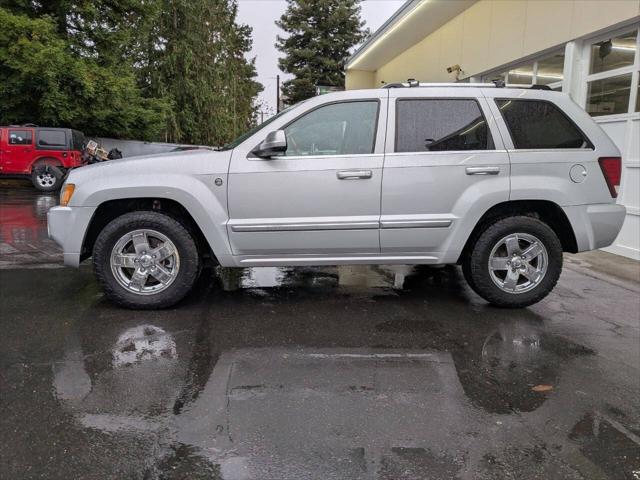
[[563, 203, 626, 252], [47, 205, 96, 267]]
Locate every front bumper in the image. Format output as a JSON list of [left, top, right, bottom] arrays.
[[562, 203, 626, 252], [47, 205, 97, 267]]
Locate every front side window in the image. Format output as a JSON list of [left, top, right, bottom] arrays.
[[8, 129, 32, 145], [395, 99, 494, 153], [38, 130, 67, 148], [496, 99, 591, 149], [283, 101, 378, 156]]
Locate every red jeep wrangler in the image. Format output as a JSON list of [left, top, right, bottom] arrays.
[[0, 126, 86, 191]]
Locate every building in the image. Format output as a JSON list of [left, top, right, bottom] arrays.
[[345, 0, 640, 260]]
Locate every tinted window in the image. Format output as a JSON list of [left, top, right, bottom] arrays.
[[283, 101, 378, 156], [71, 130, 86, 150], [38, 130, 67, 148], [496, 99, 591, 149], [8, 129, 32, 145], [395, 99, 494, 153]]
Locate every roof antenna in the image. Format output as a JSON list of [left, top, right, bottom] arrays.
[[407, 78, 419, 87], [492, 79, 505, 88]]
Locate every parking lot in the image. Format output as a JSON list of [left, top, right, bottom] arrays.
[[1, 185, 639, 480]]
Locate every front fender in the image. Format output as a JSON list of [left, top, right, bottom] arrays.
[[72, 173, 234, 265]]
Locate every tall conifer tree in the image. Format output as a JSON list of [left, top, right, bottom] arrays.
[[149, 0, 262, 145], [276, 0, 368, 104]]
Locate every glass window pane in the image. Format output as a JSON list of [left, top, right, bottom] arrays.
[[536, 53, 565, 85], [590, 30, 637, 74], [283, 101, 378, 156], [507, 64, 534, 85], [483, 72, 506, 83], [395, 99, 494, 152], [38, 130, 66, 147], [496, 99, 591, 149], [586, 73, 632, 116], [8, 130, 32, 145]]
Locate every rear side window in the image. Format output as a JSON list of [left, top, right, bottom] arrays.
[[38, 130, 67, 148], [8, 129, 32, 145], [496, 99, 591, 149], [395, 99, 494, 152]]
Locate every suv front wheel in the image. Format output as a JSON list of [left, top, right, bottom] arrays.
[[462, 216, 563, 308], [93, 211, 200, 309]]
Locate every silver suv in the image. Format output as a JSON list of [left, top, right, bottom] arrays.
[[48, 83, 626, 309]]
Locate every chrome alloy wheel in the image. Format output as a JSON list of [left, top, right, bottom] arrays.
[[110, 229, 180, 295], [36, 172, 56, 188], [488, 233, 548, 294]]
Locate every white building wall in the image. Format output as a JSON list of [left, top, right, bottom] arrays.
[[568, 25, 640, 260]]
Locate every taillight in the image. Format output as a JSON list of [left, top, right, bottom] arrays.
[[598, 157, 621, 198]]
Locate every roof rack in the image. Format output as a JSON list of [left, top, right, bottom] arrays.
[[382, 80, 552, 90]]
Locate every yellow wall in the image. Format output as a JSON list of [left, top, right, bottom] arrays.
[[344, 69, 376, 90], [346, 0, 640, 89]]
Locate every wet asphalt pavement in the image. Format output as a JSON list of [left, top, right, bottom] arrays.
[[1, 186, 639, 480]]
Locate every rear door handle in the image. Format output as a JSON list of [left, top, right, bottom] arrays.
[[465, 166, 500, 175], [337, 170, 373, 180]]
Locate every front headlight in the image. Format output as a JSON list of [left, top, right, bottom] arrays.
[[59, 183, 76, 207]]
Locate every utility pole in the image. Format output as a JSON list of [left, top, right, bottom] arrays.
[[276, 74, 280, 113]]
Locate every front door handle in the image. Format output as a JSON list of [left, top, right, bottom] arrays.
[[337, 170, 372, 180], [465, 166, 500, 175]]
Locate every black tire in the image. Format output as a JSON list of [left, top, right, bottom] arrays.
[[31, 164, 63, 192], [462, 216, 563, 308], [93, 211, 200, 309]]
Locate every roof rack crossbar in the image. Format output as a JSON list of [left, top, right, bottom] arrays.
[[381, 82, 554, 90]]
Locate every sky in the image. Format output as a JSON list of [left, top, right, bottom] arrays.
[[236, 0, 405, 117]]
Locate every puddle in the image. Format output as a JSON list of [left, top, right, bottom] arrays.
[[569, 412, 640, 479]]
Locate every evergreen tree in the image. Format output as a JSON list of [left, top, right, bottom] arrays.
[[276, 0, 368, 104], [0, 7, 167, 140], [0, 1, 261, 144], [148, 0, 262, 145]]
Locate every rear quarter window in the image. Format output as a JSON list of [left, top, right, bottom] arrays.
[[495, 99, 592, 149], [37, 130, 68, 149]]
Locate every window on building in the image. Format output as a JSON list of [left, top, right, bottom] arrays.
[[585, 27, 639, 118], [37, 130, 67, 148], [283, 101, 378, 156], [482, 52, 564, 90], [590, 30, 637, 75], [395, 99, 494, 152], [496, 99, 591, 149], [507, 63, 534, 85], [8, 130, 32, 145], [536, 53, 565, 85], [586, 72, 633, 116]]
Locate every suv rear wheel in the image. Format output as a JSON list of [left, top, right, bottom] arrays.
[[93, 211, 200, 309], [31, 164, 63, 192], [462, 216, 563, 308]]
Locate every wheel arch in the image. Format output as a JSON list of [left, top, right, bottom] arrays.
[[457, 200, 578, 264], [30, 156, 64, 171], [81, 198, 217, 265]]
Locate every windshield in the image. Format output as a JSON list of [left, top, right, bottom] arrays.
[[218, 101, 306, 151]]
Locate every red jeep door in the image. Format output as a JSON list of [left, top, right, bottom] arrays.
[[2, 128, 35, 174]]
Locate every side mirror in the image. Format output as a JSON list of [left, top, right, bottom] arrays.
[[253, 130, 287, 158]]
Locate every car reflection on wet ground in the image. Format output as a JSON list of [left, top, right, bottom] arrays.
[[1, 187, 639, 480]]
